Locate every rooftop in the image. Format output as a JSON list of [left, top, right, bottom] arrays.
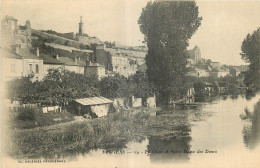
[[39, 54, 64, 65], [58, 57, 78, 66], [74, 97, 113, 106], [2, 47, 42, 60]]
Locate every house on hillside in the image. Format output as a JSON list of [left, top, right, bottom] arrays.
[[39, 52, 65, 75], [85, 61, 106, 80], [210, 62, 222, 69], [57, 56, 81, 74], [217, 68, 230, 77], [188, 46, 201, 63], [2, 47, 44, 81], [95, 44, 145, 77], [1, 15, 32, 48], [187, 68, 209, 78]]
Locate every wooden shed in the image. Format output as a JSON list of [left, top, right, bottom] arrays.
[[72, 97, 115, 118]]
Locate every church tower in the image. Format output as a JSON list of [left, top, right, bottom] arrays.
[[79, 16, 84, 35]]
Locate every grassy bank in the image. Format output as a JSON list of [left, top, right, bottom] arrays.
[[8, 107, 75, 129], [8, 108, 150, 159], [8, 107, 203, 159]]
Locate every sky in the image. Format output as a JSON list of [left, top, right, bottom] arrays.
[[2, 0, 260, 65]]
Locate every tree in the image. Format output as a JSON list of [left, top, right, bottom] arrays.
[[193, 81, 206, 102], [7, 68, 100, 106], [138, 1, 202, 105], [99, 74, 130, 98], [240, 28, 260, 92]]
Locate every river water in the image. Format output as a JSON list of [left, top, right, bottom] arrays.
[[68, 94, 260, 167]]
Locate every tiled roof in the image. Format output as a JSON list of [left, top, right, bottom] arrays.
[[74, 97, 113, 106], [2, 47, 41, 60], [39, 54, 64, 65], [77, 59, 86, 67], [58, 57, 78, 66], [2, 48, 22, 59], [17, 48, 42, 59]]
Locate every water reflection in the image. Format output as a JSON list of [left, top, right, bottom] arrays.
[[147, 136, 191, 163], [242, 100, 260, 149], [42, 93, 260, 166]]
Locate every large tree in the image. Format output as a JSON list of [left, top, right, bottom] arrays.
[[240, 28, 260, 92], [138, 1, 201, 105]]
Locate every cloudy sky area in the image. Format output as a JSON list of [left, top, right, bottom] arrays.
[[2, 0, 260, 65]]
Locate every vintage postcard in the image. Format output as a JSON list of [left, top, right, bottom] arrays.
[[1, 0, 260, 168]]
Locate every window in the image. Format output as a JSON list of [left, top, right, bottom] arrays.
[[29, 64, 33, 74], [35, 64, 39, 73]]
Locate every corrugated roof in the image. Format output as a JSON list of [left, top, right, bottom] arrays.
[[74, 97, 113, 106]]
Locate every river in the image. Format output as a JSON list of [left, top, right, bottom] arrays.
[[66, 94, 260, 167]]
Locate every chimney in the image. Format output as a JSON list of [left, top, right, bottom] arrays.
[[36, 47, 39, 57], [15, 46, 19, 54], [74, 56, 78, 64]]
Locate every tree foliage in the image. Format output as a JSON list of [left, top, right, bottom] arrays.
[[138, 1, 202, 105], [240, 28, 260, 91], [8, 69, 156, 106], [99, 72, 156, 98], [7, 68, 100, 106]]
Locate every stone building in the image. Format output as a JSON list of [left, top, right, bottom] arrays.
[[2, 47, 44, 81], [85, 61, 106, 80], [76, 16, 102, 45], [1, 15, 32, 48], [2, 16, 44, 81], [95, 44, 145, 77], [188, 45, 201, 63]]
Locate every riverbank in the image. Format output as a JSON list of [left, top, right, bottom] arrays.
[[8, 107, 152, 159], [8, 105, 204, 159]]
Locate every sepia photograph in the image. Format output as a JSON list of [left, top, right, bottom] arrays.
[[1, 0, 260, 167]]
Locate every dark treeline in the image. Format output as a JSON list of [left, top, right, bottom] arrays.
[[240, 27, 260, 93], [7, 68, 156, 107]]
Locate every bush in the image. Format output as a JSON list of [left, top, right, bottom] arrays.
[[194, 81, 206, 102], [17, 107, 36, 121]]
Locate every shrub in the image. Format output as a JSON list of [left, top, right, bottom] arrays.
[[17, 107, 36, 121]]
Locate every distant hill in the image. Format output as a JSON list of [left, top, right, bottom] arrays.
[[31, 29, 88, 49]]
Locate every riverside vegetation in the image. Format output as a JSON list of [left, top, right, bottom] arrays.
[[8, 106, 212, 159]]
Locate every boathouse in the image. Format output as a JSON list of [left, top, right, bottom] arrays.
[[72, 96, 114, 118]]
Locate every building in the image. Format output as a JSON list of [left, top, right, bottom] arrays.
[[95, 45, 145, 77], [210, 62, 222, 69], [2, 47, 44, 81], [187, 58, 196, 67], [72, 97, 114, 118], [85, 61, 106, 80], [217, 68, 230, 77], [1, 16, 32, 48], [188, 45, 201, 63], [39, 52, 65, 75], [76, 16, 103, 45], [187, 68, 209, 77]]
